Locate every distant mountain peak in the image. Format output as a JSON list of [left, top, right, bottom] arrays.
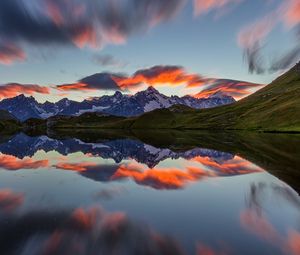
[[113, 91, 123, 97], [0, 87, 235, 121], [145, 86, 159, 93]]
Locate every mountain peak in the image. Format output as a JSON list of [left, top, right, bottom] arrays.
[[14, 94, 26, 99], [0, 86, 235, 121], [13, 94, 36, 102], [113, 91, 123, 98], [58, 98, 70, 103], [145, 86, 159, 94]]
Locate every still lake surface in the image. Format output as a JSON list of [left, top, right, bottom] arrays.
[[0, 132, 299, 255]]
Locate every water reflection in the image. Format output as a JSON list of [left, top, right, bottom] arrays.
[[0, 203, 186, 255], [240, 183, 300, 255], [0, 133, 263, 190], [0, 133, 299, 254]]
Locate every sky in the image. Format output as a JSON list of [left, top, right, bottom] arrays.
[[0, 0, 299, 102]]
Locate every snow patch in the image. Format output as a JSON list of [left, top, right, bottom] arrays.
[[75, 105, 110, 115]]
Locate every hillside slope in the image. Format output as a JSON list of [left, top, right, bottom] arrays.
[[124, 64, 300, 132]]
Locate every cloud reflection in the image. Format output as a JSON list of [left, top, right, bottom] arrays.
[[54, 154, 263, 190], [0, 154, 49, 170], [240, 182, 300, 255], [0, 206, 187, 255], [0, 189, 24, 213]]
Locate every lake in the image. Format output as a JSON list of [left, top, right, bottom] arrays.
[[0, 132, 299, 255]]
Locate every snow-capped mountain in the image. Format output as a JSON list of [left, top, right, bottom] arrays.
[[0, 87, 235, 121], [0, 133, 234, 168]]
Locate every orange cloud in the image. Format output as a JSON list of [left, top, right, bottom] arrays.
[[54, 154, 262, 189], [56, 82, 92, 91], [287, 230, 300, 255], [240, 208, 300, 255], [0, 189, 24, 212], [71, 207, 103, 230], [0, 83, 50, 99], [240, 209, 281, 244], [282, 0, 300, 27], [194, 0, 242, 16], [56, 66, 206, 92], [55, 66, 261, 99], [196, 242, 231, 255], [113, 66, 205, 89], [0, 154, 49, 170], [0, 43, 26, 65], [192, 155, 263, 175], [193, 79, 263, 99], [72, 26, 98, 49], [46, 0, 65, 26], [111, 164, 210, 189], [238, 13, 277, 49], [55, 162, 97, 172], [37, 206, 185, 255], [0, 0, 186, 66]]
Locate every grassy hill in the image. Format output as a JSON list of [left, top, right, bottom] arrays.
[[117, 63, 300, 132]]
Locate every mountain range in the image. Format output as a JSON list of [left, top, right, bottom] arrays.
[[0, 86, 235, 121], [0, 133, 233, 168], [68, 63, 298, 132]]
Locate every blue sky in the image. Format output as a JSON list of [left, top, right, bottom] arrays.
[[0, 0, 298, 102]]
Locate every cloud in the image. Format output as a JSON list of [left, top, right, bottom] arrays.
[[194, 0, 242, 16], [111, 164, 210, 189], [0, 154, 49, 170], [192, 155, 263, 175], [55, 162, 97, 172], [56, 73, 124, 91], [113, 65, 206, 89], [193, 79, 263, 99], [55, 65, 262, 99], [92, 54, 127, 68], [0, 206, 186, 255], [0, 83, 50, 99], [240, 209, 281, 244], [287, 230, 300, 255], [238, 0, 300, 73], [0, 189, 24, 213], [0, 0, 186, 64], [196, 242, 232, 255], [117, 154, 262, 191], [240, 183, 300, 255], [0, 43, 26, 65], [56, 65, 206, 92]]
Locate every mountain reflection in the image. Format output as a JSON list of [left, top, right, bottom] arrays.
[[0, 133, 299, 255], [0, 133, 262, 189], [0, 133, 263, 189], [0, 133, 234, 167]]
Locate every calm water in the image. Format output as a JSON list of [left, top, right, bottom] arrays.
[[0, 133, 299, 255]]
